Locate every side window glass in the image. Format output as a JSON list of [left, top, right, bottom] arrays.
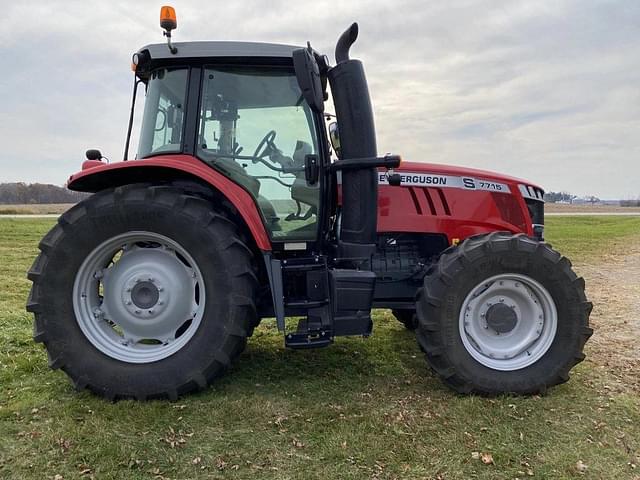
[[138, 68, 188, 158], [197, 68, 320, 242]]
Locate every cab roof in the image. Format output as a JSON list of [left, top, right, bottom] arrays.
[[139, 41, 300, 61]]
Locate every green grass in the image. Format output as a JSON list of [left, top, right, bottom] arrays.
[[545, 216, 640, 263], [1, 217, 639, 479]]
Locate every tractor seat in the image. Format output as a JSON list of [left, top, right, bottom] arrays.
[[289, 141, 319, 210]]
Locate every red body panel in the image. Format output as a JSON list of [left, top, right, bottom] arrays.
[[67, 155, 272, 251], [377, 161, 538, 242], [68, 155, 539, 251]]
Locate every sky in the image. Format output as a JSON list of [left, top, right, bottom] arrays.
[[0, 0, 638, 199]]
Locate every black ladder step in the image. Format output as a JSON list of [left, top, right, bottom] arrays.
[[285, 330, 333, 349], [284, 299, 329, 309], [285, 318, 333, 349]]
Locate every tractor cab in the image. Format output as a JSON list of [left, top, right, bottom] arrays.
[[134, 48, 324, 243]]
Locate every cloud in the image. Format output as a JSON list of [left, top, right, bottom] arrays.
[[0, 0, 638, 198]]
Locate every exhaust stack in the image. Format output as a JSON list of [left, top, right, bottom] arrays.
[[328, 23, 378, 261]]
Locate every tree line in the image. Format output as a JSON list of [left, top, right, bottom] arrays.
[[0, 183, 89, 204]]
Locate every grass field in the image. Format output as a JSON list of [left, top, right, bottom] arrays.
[[1, 217, 639, 479]]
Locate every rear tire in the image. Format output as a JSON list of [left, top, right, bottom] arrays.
[[415, 232, 592, 395], [392, 309, 417, 330], [27, 184, 258, 400]]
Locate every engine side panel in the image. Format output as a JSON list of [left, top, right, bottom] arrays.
[[377, 162, 536, 242]]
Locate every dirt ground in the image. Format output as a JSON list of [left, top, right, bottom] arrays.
[[577, 240, 640, 392], [0, 203, 74, 214]]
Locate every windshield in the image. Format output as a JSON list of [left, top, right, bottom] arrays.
[[197, 67, 320, 241], [137, 68, 188, 159]]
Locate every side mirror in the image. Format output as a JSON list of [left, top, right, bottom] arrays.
[[86, 149, 102, 161], [293, 46, 325, 113], [328, 122, 342, 158], [304, 154, 319, 185]]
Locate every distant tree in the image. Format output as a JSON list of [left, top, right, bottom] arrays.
[[544, 191, 576, 203], [0, 183, 89, 204]]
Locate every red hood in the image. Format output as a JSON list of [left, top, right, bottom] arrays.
[[398, 161, 543, 190]]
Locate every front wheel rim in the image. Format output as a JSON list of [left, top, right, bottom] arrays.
[[73, 231, 205, 363], [458, 273, 557, 371]]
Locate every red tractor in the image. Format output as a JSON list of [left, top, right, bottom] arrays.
[[27, 8, 592, 400]]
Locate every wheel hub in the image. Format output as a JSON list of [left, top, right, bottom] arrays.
[[130, 281, 160, 309], [485, 303, 518, 333]]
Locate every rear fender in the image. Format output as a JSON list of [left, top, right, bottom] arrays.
[[67, 154, 271, 251]]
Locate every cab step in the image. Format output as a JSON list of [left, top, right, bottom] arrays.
[[285, 329, 333, 349]]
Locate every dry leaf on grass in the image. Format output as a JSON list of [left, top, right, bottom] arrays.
[[576, 460, 588, 474], [481, 452, 494, 465]]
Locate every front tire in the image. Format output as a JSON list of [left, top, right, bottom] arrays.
[[27, 184, 258, 400], [415, 232, 592, 395]]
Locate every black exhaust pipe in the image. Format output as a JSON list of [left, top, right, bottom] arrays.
[[335, 22, 359, 64], [328, 23, 378, 261]]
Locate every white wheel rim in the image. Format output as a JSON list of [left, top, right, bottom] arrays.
[[73, 232, 205, 363], [458, 273, 557, 371]]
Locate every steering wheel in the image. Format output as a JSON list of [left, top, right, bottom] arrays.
[[252, 130, 277, 163], [154, 107, 167, 132]]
